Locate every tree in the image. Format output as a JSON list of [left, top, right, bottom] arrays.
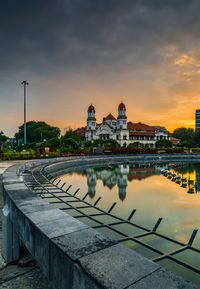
[[194, 130, 200, 147], [172, 127, 194, 142], [104, 139, 120, 148], [15, 121, 60, 143], [63, 129, 82, 142], [128, 142, 142, 148], [63, 138, 80, 150], [91, 139, 119, 148], [172, 127, 195, 147], [0, 131, 8, 145], [44, 137, 61, 148], [155, 139, 173, 148]]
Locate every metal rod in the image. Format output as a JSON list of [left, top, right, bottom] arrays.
[[82, 192, 89, 200], [56, 180, 61, 186], [152, 218, 163, 232], [108, 202, 117, 214], [66, 185, 72, 192], [61, 182, 66, 189], [127, 209, 136, 221], [94, 197, 101, 206], [188, 229, 198, 246], [73, 188, 80, 196]]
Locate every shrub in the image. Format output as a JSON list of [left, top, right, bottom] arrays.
[[165, 147, 184, 153]]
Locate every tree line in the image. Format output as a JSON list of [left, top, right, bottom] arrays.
[[1, 121, 200, 150]]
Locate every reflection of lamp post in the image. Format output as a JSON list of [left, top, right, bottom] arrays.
[[21, 81, 29, 145]]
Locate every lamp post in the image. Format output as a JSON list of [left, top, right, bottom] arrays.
[[21, 81, 29, 145]]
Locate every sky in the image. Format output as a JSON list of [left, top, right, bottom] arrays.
[[1, 0, 200, 137]]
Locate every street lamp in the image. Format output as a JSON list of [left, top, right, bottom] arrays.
[[21, 81, 29, 145]]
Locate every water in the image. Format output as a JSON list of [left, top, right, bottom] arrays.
[[54, 162, 200, 285]]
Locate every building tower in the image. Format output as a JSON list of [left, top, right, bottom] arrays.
[[117, 102, 127, 129], [116, 102, 129, 146], [86, 105, 96, 141]]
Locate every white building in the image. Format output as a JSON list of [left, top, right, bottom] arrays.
[[84, 103, 169, 147]]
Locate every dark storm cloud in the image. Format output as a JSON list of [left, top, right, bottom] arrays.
[[1, 0, 200, 76], [2, 0, 200, 136]]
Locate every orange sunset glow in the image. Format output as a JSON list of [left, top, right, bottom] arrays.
[[1, 1, 200, 136]]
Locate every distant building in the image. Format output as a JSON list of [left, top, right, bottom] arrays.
[[169, 136, 180, 146], [195, 109, 200, 131], [78, 103, 169, 147]]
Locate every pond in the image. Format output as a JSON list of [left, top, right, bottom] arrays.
[[52, 161, 200, 285]]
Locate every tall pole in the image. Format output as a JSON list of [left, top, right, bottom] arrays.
[[21, 81, 29, 145]]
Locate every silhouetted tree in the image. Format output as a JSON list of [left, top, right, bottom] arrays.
[[15, 121, 60, 143], [0, 131, 8, 145]]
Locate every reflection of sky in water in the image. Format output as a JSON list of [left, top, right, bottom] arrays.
[[58, 163, 200, 250], [54, 162, 200, 285]]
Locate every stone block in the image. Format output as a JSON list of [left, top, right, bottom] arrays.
[[26, 206, 66, 225], [37, 214, 88, 239], [79, 244, 159, 289], [52, 227, 116, 261], [128, 267, 199, 289], [16, 198, 52, 215], [6, 188, 35, 201]]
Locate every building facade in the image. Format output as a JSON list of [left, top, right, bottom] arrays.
[[195, 109, 200, 131], [83, 103, 169, 147]]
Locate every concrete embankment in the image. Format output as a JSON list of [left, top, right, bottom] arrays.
[[0, 161, 53, 289], [1, 156, 200, 289]]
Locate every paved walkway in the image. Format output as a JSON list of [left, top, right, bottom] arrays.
[[0, 161, 53, 289]]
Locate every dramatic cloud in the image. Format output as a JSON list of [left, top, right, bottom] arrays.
[[1, 0, 200, 136]]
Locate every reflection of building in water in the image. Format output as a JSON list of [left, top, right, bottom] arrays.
[[117, 164, 129, 201], [128, 167, 156, 182], [195, 172, 200, 192], [117, 173, 128, 201], [116, 164, 130, 175], [86, 168, 97, 198], [96, 169, 117, 187], [85, 164, 156, 201]]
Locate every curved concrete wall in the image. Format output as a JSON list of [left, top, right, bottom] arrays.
[[2, 156, 200, 289]]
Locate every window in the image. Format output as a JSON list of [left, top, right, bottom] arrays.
[[123, 120, 126, 124], [123, 135, 127, 140]]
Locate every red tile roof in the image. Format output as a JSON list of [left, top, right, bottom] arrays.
[[128, 122, 156, 132], [105, 113, 116, 120], [76, 126, 86, 136], [129, 131, 155, 136], [118, 102, 126, 110], [169, 136, 180, 145], [170, 136, 180, 141], [106, 184, 116, 190], [88, 104, 95, 112]]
